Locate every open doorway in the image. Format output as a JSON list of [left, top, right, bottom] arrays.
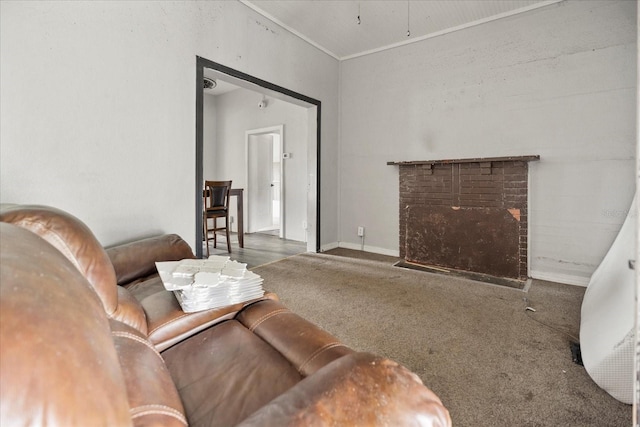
[[195, 57, 321, 259], [246, 125, 285, 239]]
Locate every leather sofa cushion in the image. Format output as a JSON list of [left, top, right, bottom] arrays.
[[162, 320, 303, 427]]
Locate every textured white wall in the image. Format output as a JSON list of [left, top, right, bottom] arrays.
[[0, 1, 339, 249], [339, 0, 636, 285], [204, 89, 309, 242], [1, 1, 634, 284]]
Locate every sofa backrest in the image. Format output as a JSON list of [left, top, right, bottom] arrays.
[[0, 222, 187, 427], [0, 205, 147, 334], [1, 205, 119, 309]]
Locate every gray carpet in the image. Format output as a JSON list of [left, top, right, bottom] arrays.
[[252, 248, 630, 427]]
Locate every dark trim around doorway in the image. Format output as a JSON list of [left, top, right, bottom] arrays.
[[195, 56, 321, 258]]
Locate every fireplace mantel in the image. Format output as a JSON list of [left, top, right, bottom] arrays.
[[387, 155, 540, 166]]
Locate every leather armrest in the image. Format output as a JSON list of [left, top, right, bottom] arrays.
[[238, 352, 451, 427], [236, 299, 353, 376], [143, 291, 280, 352], [106, 234, 195, 286]]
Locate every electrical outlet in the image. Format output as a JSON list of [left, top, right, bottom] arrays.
[[230, 216, 234, 224], [357, 226, 364, 237], [302, 220, 308, 230]]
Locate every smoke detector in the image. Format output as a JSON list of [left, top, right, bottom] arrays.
[[203, 78, 217, 90]]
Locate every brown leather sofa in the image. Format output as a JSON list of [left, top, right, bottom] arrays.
[[0, 205, 451, 426]]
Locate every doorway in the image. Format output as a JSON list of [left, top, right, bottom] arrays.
[[246, 125, 284, 238], [195, 57, 321, 259]]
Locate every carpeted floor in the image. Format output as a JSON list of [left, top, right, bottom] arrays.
[[252, 248, 631, 427]]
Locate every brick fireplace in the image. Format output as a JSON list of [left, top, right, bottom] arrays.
[[389, 156, 539, 284]]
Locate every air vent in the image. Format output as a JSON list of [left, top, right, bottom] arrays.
[[203, 78, 217, 90]]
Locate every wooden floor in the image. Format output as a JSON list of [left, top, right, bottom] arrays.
[[203, 232, 307, 269]]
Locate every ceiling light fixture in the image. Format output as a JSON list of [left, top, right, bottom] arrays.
[[203, 77, 217, 90], [258, 96, 268, 109]]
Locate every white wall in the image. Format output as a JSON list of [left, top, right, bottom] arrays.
[[203, 94, 218, 181], [339, 0, 636, 285], [0, 1, 339, 249], [204, 89, 309, 242]]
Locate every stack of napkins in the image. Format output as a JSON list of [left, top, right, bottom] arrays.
[[155, 256, 264, 313]]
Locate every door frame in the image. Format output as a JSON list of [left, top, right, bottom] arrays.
[[245, 125, 285, 238], [195, 56, 321, 258]]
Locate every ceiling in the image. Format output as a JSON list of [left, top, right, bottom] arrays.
[[203, 67, 313, 108], [205, 0, 563, 95], [241, 0, 563, 60]]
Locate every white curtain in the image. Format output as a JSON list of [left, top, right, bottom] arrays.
[[580, 192, 636, 404]]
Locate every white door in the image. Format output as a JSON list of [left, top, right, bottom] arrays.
[[248, 134, 274, 232], [246, 125, 285, 237], [270, 134, 281, 230]]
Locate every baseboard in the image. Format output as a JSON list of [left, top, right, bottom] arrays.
[[320, 241, 339, 252], [530, 270, 590, 287], [337, 242, 400, 257]]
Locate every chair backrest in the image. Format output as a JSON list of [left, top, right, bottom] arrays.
[[204, 180, 232, 210]]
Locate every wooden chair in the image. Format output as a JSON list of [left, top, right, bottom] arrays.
[[203, 180, 232, 256]]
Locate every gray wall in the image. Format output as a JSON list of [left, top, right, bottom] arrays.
[[338, 0, 636, 285]]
